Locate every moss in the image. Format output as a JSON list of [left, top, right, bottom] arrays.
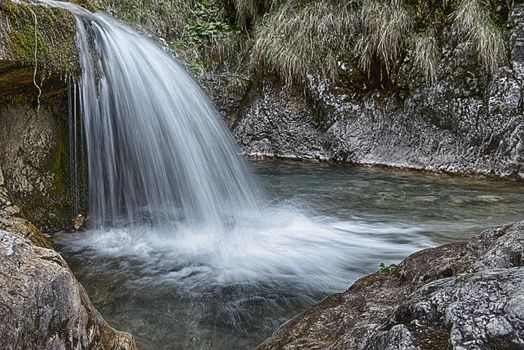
[[2, 0, 78, 76], [52, 129, 68, 197]]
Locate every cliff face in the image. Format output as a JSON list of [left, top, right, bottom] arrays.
[[232, 3, 524, 179], [0, 0, 81, 230]]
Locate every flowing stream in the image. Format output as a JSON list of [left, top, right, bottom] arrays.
[[37, 1, 524, 349]]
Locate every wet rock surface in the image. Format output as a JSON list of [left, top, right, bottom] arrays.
[[0, 103, 75, 231], [0, 168, 51, 247], [0, 0, 82, 230], [258, 222, 524, 350], [234, 5, 524, 179], [0, 229, 138, 350]]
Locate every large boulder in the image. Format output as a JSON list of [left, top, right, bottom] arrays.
[[259, 222, 524, 350], [0, 229, 138, 350]]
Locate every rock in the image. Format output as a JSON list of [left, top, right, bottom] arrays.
[[72, 213, 87, 230], [258, 222, 524, 350], [0, 229, 138, 350], [0, 168, 52, 248], [233, 4, 524, 179], [0, 0, 86, 230]]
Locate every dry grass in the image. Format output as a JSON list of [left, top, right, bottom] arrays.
[[226, 0, 282, 28], [354, 0, 413, 76], [452, 0, 506, 73], [105, 0, 195, 37], [251, 1, 356, 85], [412, 31, 439, 84]]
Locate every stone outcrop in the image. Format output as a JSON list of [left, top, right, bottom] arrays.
[[233, 4, 524, 179], [0, 0, 83, 230], [258, 221, 524, 350], [0, 229, 138, 350], [0, 168, 52, 247]]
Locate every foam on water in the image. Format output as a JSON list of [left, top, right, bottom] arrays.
[[58, 206, 432, 295]]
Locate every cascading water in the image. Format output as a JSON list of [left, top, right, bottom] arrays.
[[48, 0, 259, 228], [37, 1, 455, 349]]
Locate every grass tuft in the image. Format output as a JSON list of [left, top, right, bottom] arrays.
[[355, 0, 413, 76], [251, 1, 356, 86], [104, 0, 195, 37], [412, 30, 439, 84], [452, 0, 506, 73], [226, 0, 282, 29]]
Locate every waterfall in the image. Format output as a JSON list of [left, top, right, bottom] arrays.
[[43, 0, 260, 228]]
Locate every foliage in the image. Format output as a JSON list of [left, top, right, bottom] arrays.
[[167, 1, 250, 95], [379, 262, 397, 275], [354, 0, 413, 77], [102, 0, 511, 90], [412, 30, 439, 84], [225, 0, 283, 29], [104, 0, 194, 37]]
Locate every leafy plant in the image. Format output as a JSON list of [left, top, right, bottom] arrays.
[[379, 262, 397, 275]]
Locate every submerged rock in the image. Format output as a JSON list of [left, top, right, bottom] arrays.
[[258, 222, 524, 350], [0, 229, 138, 350]]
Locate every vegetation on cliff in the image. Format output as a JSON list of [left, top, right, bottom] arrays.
[[104, 0, 511, 92]]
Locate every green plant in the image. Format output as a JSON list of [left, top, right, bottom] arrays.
[[379, 262, 397, 275], [104, 0, 194, 37]]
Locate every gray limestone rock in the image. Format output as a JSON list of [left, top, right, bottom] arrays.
[[258, 222, 524, 350], [0, 229, 138, 350], [233, 5, 524, 179]]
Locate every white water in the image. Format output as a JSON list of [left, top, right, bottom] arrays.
[[39, 0, 433, 293], [45, 0, 260, 227], [40, 2, 437, 347]]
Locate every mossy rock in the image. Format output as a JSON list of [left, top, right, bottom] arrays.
[[2, 0, 77, 72]]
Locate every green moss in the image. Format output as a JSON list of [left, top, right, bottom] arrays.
[[2, 0, 78, 76], [52, 131, 68, 196]]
